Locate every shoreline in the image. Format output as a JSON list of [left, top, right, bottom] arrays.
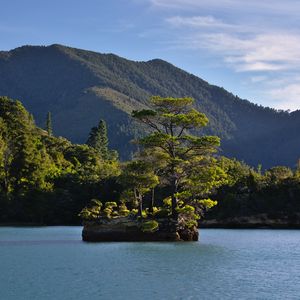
[[1, 222, 300, 229]]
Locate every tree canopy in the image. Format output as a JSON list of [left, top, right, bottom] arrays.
[[132, 96, 222, 216]]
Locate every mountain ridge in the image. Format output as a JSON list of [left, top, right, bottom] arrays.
[[0, 44, 299, 167]]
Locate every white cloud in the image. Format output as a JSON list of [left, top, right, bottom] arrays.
[[268, 83, 300, 111], [166, 16, 235, 29], [250, 76, 268, 83], [144, 0, 300, 110], [164, 18, 300, 72], [149, 0, 300, 15]]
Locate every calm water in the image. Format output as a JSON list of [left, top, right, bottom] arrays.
[[0, 227, 299, 300]]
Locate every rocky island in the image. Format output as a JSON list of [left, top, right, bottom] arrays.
[[80, 199, 208, 242], [82, 215, 198, 242]]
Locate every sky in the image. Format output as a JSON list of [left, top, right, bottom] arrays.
[[1, 0, 300, 111]]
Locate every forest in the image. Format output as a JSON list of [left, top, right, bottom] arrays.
[[0, 95, 299, 226]]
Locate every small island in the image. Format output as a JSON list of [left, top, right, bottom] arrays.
[[80, 96, 219, 241]]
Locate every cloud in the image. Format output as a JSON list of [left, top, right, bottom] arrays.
[[149, 0, 300, 15], [268, 83, 300, 111], [144, 0, 300, 110], [250, 76, 268, 83], [166, 16, 235, 29], [164, 15, 300, 72]]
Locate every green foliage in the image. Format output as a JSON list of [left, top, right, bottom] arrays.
[[118, 203, 130, 217], [185, 219, 198, 229], [46, 112, 52, 136], [86, 119, 116, 160], [103, 207, 113, 218], [265, 166, 293, 184], [198, 199, 218, 210], [207, 158, 300, 222], [163, 197, 172, 207], [141, 220, 159, 233], [0, 97, 121, 224], [133, 96, 221, 216], [79, 199, 102, 220], [119, 159, 159, 216], [176, 205, 195, 214], [130, 208, 138, 216]]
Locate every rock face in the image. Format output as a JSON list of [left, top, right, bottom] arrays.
[[82, 217, 198, 242]]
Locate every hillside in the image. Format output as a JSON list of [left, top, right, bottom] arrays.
[[0, 44, 299, 167]]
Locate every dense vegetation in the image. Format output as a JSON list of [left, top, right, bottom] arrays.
[[0, 96, 299, 226], [207, 158, 300, 223], [0, 96, 120, 224], [1, 44, 300, 167]]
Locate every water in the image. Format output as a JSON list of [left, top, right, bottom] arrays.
[[0, 227, 299, 300]]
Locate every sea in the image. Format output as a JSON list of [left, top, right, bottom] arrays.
[[0, 227, 299, 299]]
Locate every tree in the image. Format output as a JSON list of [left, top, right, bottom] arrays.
[[132, 96, 221, 216], [86, 119, 110, 160], [119, 160, 159, 217], [46, 112, 52, 136]]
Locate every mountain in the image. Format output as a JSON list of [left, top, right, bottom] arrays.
[[0, 44, 299, 167]]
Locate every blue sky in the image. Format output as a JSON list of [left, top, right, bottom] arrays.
[[1, 0, 300, 111]]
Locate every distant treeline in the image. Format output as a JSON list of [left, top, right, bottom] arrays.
[[208, 158, 300, 222]]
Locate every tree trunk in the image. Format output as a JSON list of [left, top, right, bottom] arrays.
[[149, 188, 155, 213], [136, 190, 143, 217], [171, 178, 178, 218]]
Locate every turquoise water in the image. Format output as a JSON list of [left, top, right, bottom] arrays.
[[0, 227, 299, 300]]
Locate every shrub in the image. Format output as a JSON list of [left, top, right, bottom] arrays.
[[103, 207, 113, 218], [141, 220, 159, 233], [105, 202, 118, 208], [198, 199, 218, 209], [79, 199, 102, 220], [186, 220, 197, 229], [90, 199, 103, 208], [130, 208, 138, 216], [118, 203, 130, 217], [177, 205, 195, 214], [163, 197, 172, 207]]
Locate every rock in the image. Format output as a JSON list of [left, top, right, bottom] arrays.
[[82, 217, 199, 242]]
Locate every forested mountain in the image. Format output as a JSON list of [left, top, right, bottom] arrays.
[[0, 44, 299, 167]]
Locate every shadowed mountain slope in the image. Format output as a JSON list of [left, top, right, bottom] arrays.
[[0, 44, 299, 167]]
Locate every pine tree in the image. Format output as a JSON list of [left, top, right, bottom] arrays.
[[132, 96, 221, 216], [46, 112, 52, 136], [98, 120, 109, 160], [86, 126, 100, 150], [86, 119, 109, 160]]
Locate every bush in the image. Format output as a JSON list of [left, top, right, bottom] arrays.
[[198, 199, 218, 209], [141, 220, 159, 233], [186, 220, 197, 229], [130, 208, 138, 216], [103, 207, 113, 218], [163, 197, 172, 207], [118, 203, 130, 217], [79, 199, 102, 220], [105, 201, 118, 208], [177, 205, 195, 214]]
